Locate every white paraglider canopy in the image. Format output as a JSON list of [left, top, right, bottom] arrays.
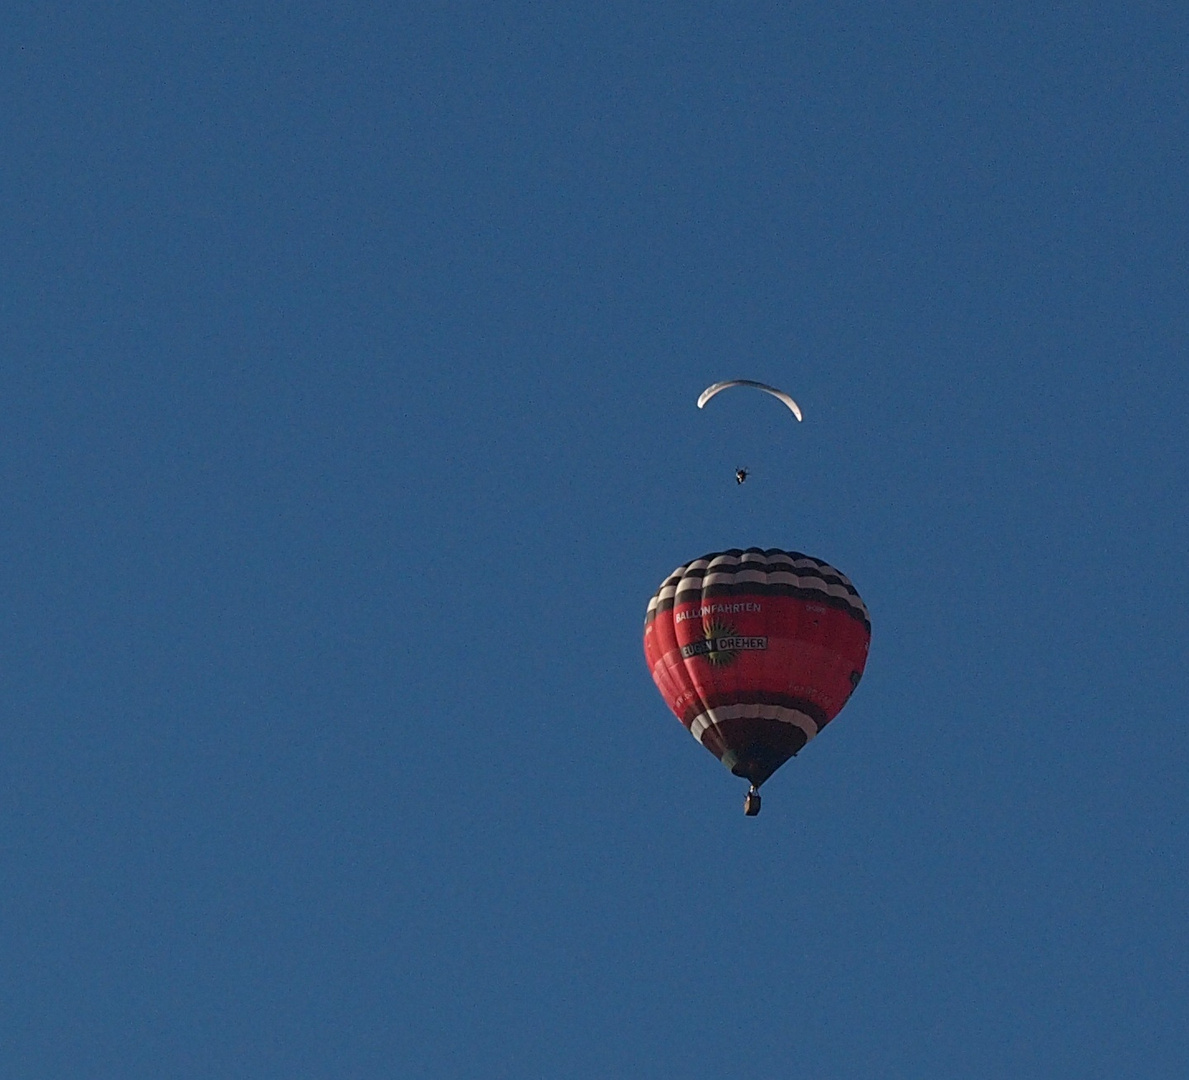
[[697, 380, 803, 421]]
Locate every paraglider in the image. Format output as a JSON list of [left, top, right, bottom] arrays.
[[697, 379, 803, 421], [643, 548, 870, 815], [700, 380, 802, 485]]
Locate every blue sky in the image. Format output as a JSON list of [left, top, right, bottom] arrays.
[[3, 3, 1187, 1077]]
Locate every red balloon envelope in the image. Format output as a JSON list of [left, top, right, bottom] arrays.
[[644, 548, 871, 792]]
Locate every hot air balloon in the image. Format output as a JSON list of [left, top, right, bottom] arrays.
[[643, 548, 870, 815]]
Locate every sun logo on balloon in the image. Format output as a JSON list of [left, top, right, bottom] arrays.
[[702, 621, 739, 666], [679, 620, 761, 665]]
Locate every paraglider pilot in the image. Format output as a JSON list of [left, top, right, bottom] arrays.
[[735, 468, 749, 485]]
